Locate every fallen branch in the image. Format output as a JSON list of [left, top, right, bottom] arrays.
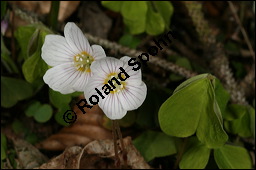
[[84, 33, 197, 79], [184, 1, 248, 105], [12, 5, 197, 80]]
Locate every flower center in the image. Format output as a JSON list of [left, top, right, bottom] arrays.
[[104, 72, 126, 94], [73, 51, 94, 72]]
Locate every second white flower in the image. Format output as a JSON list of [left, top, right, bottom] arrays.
[[84, 56, 147, 120]]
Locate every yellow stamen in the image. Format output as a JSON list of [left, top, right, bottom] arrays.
[[104, 72, 126, 94], [73, 51, 94, 72]]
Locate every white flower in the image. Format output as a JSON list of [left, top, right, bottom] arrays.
[[41, 22, 106, 94], [84, 56, 147, 120]]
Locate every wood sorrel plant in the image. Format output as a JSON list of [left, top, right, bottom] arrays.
[[84, 56, 147, 167], [158, 73, 253, 169], [41, 22, 147, 168]]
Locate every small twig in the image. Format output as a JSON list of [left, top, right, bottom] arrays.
[[84, 33, 197, 79], [228, 1, 255, 61], [171, 39, 208, 68], [11, 5, 197, 79], [240, 63, 255, 98], [138, 35, 153, 48]]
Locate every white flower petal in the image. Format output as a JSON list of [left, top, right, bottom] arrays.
[[91, 45, 106, 60], [120, 56, 142, 86], [120, 56, 131, 63], [42, 35, 74, 66], [124, 66, 142, 86], [90, 57, 123, 77], [99, 94, 127, 120], [43, 63, 85, 94], [86, 56, 147, 120], [72, 71, 91, 92], [64, 22, 93, 55], [84, 78, 104, 105], [119, 82, 147, 111], [90, 61, 109, 80]]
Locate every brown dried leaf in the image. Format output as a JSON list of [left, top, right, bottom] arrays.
[[58, 1, 80, 22], [12, 138, 48, 169], [81, 136, 151, 169], [5, 1, 80, 37], [35, 146, 82, 169], [36, 97, 112, 151], [37, 137, 151, 169], [8, 1, 80, 22]]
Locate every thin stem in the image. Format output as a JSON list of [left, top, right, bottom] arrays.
[[1, 58, 12, 73], [228, 1, 255, 60], [115, 120, 128, 168], [1, 1, 7, 19], [11, 8, 16, 62], [173, 138, 188, 169], [112, 120, 120, 168], [1, 35, 19, 74], [47, 1, 60, 30]]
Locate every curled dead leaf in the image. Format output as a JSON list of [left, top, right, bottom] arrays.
[[8, 1, 80, 22], [5, 1, 80, 37], [36, 98, 112, 151], [12, 138, 48, 169], [35, 146, 82, 169], [37, 137, 151, 169]]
